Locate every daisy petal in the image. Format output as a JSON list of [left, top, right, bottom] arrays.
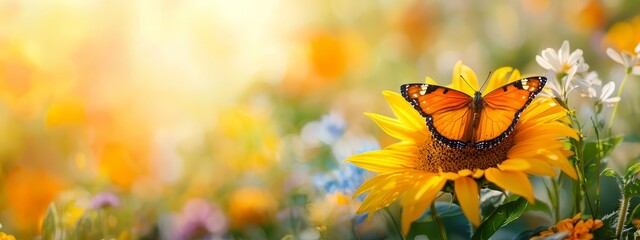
[[485, 168, 534, 203], [536, 55, 554, 70], [455, 177, 480, 226], [606, 48, 625, 65]]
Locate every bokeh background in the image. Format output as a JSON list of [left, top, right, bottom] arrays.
[[1, 0, 639, 239]]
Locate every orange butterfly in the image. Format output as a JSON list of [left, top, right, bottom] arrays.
[[401, 76, 547, 149]]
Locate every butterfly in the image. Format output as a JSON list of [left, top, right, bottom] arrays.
[[400, 76, 547, 149]]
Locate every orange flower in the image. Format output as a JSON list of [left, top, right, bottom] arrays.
[[228, 187, 277, 229], [2, 167, 65, 236], [530, 213, 604, 240], [602, 15, 640, 52], [567, 0, 606, 33], [98, 142, 149, 189]]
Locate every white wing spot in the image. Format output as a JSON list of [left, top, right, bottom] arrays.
[[420, 84, 429, 95]]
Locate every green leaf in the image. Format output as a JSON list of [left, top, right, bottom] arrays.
[[513, 226, 549, 240], [75, 212, 94, 239], [526, 199, 552, 216], [601, 168, 623, 187], [471, 197, 528, 240], [623, 178, 640, 198], [593, 212, 617, 239], [601, 168, 619, 177], [409, 202, 472, 240], [407, 221, 442, 240], [41, 203, 58, 240], [627, 203, 640, 224], [479, 189, 506, 217], [624, 162, 640, 181]]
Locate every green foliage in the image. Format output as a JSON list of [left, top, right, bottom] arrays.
[[601, 168, 623, 186], [625, 162, 640, 180], [624, 179, 640, 198], [629, 204, 640, 225], [526, 199, 552, 217], [513, 226, 549, 240], [41, 203, 57, 240], [408, 203, 472, 240], [75, 213, 95, 239], [592, 211, 617, 239], [479, 189, 505, 218], [602, 161, 640, 199], [471, 197, 528, 240]]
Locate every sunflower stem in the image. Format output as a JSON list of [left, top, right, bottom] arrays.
[[615, 193, 630, 239], [384, 207, 404, 240], [608, 71, 629, 131], [591, 117, 603, 218], [570, 112, 585, 217], [550, 178, 560, 222], [431, 202, 448, 240], [541, 178, 554, 221]]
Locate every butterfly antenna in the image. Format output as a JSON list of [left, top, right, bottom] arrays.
[[479, 71, 492, 92], [459, 75, 477, 91]]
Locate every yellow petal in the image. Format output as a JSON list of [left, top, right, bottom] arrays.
[[425, 76, 438, 84], [439, 171, 460, 180], [457, 169, 473, 177], [485, 168, 535, 203], [401, 177, 446, 235], [346, 150, 415, 173], [357, 174, 414, 214], [450, 61, 479, 96], [515, 123, 578, 142], [499, 157, 557, 177], [483, 67, 513, 95], [520, 158, 558, 177], [507, 69, 522, 83], [386, 142, 419, 152], [472, 169, 485, 178], [365, 112, 419, 141], [455, 177, 480, 226], [382, 91, 428, 133], [537, 149, 577, 179], [498, 158, 532, 171], [508, 141, 565, 159], [353, 173, 397, 196]]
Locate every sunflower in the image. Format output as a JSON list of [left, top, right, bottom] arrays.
[[346, 61, 578, 235]]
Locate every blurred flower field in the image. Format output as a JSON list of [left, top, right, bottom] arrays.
[[1, 0, 640, 239]]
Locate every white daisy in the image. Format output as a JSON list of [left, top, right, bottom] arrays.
[[597, 81, 621, 107], [606, 43, 640, 76], [575, 71, 602, 99], [536, 40, 589, 75], [540, 70, 577, 100]]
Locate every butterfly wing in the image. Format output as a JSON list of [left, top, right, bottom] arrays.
[[401, 84, 474, 148], [473, 76, 547, 149]]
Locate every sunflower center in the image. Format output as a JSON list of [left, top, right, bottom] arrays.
[[416, 135, 515, 172]]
